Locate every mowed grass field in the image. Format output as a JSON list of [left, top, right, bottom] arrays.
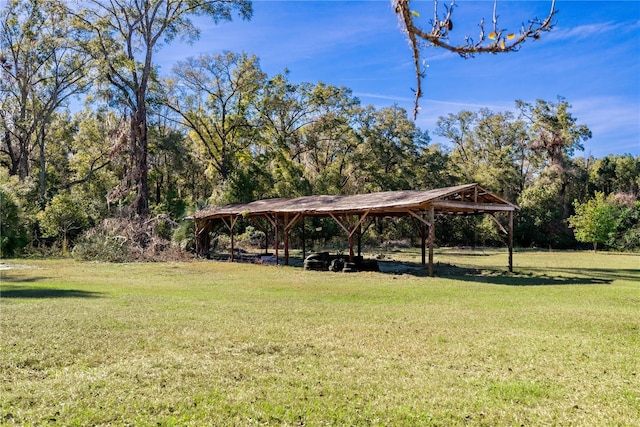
[[1, 250, 639, 426]]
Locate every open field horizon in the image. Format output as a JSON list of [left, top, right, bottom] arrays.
[[1, 249, 639, 425]]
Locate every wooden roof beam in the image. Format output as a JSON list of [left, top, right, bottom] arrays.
[[433, 200, 517, 212], [329, 211, 371, 238], [405, 209, 432, 227], [489, 213, 508, 235]]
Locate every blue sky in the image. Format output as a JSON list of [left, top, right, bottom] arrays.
[[161, 1, 639, 158]]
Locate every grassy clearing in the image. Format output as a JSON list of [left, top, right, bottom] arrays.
[[1, 250, 639, 426]]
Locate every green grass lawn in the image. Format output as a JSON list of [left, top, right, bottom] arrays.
[[1, 250, 639, 426]]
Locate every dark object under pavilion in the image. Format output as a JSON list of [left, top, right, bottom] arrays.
[[193, 183, 519, 276]]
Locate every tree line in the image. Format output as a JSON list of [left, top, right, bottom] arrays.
[[1, 0, 638, 259]]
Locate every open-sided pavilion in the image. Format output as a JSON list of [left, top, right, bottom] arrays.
[[193, 183, 519, 276]]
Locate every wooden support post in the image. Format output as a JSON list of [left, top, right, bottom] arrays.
[[329, 212, 370, 263], [221, 216, 237, 262], [421, 223, 427, 265], [357, 222, 362, 258], [265, 227, 269, 255], [274, 215, 279, 265], [284, 213, 289, 266], [231, 224, 235, 262], [262, 214, 280, 265], [329, 213, 351, 259], [301, 215, 306, 261], [348, 234, 355, 261], [428, 206, 435, 277], [262, 218, 269, 255], [195, 219, 213, 258], [487, 212, 514, 273], [489, 213, 508, 235], [194, 220, 200, 255], [508, 210, 514, 273], [195, 220, 206, 257], [406, 209, 431, 267], [283, 213, 301, 266]]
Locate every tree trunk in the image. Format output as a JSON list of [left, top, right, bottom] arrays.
[[39, 126, 46, 205], [17, 139, 30, 180], [3, 130, 19, 176], [62, 231, 68, 255], [131, 104, 149, 217]]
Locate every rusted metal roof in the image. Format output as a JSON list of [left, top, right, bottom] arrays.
[[194, 183, 518, 220]]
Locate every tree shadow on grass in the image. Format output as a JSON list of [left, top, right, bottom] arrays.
[[525, 267, 639, 283], [1, 275, 53, 283], [447, 271, 613, 286], [0, 285, 103, 299], [436, 251, 497, 257], [380, 262, 614, 286]]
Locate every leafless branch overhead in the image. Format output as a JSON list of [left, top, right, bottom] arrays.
[[394, 0, 557, 118]]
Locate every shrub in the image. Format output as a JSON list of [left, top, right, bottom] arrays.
[[213, 234, 231, 251], [236, 226, 265, 249], [38, 193, 89, 254], [172, 219, 195, 252], [0, 189, 28, 257]]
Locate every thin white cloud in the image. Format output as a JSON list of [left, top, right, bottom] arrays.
[[422, 50, 458, 63], [570, 96, 640, 155], [189, 2, 396, 67], [422, 98, 513, 110], [547, 20, 639, 42], [355, 92, 415, 103], [573, 98, 638, 133]]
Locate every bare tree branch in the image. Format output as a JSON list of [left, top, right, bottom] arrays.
[[394, 0, 557, 118]]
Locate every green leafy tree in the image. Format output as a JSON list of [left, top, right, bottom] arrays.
[[413, 143, 455, 189], [259, 73, 309, 152], [165, 52, 265, 188], [298, 83, 361, 195], [258, 78, 360, 197], [148, 108, 193, 216], [257, 75, 319, 198], [38, 193, 89, 254], [357, 105, 428, 192], [64, 109, 121, 209], [568, 192, 620, 252], [436, 108, 530, 201]]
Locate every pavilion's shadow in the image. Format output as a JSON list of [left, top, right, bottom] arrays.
[[379, 261, 614, 286], [525, 266, 639, 283]]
